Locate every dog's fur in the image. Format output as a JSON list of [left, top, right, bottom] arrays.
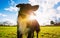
[[16, 4, 40, 38]]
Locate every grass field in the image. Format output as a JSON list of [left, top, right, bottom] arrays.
[[0, 26, 17, 38], [0, 26, 60, 38]]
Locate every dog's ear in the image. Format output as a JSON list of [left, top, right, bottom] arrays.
[[16, 4, 23, 8], [32, 5, 39, 11]]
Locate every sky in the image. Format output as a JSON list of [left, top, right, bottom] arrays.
[[0, 0, 60, 25]]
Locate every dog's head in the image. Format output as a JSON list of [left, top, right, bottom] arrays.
[[16, 4, 39, 11]]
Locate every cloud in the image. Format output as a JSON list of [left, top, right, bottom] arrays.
[[3, 0, 18, 25], [3, 18, 17, 25], [0, 13, 7, 17], [29, 0, 60, 25], [56, 6, 60, 18], [6, 19, 17, 25], [4, 6, 18, 12], [57, 6, 60, 10], [10, 0, 16, 6], [4, 0, 18, 12]]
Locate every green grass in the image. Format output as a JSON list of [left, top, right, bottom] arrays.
[[0, 26, 60, 38], [38, 26, 60, 38], [0, 26, 17, 38]]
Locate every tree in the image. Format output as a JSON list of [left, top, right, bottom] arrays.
[[50, 21, 54, 25]]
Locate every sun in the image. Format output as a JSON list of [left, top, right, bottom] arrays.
[[29, 14, 36, 20], [28, 13, 36, 20]]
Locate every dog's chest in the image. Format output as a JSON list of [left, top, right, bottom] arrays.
[[17, 16, 30, 33]]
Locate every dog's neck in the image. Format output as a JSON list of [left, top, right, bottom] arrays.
[[18, 10, 36, 19], [18, 12, 35, 19]]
